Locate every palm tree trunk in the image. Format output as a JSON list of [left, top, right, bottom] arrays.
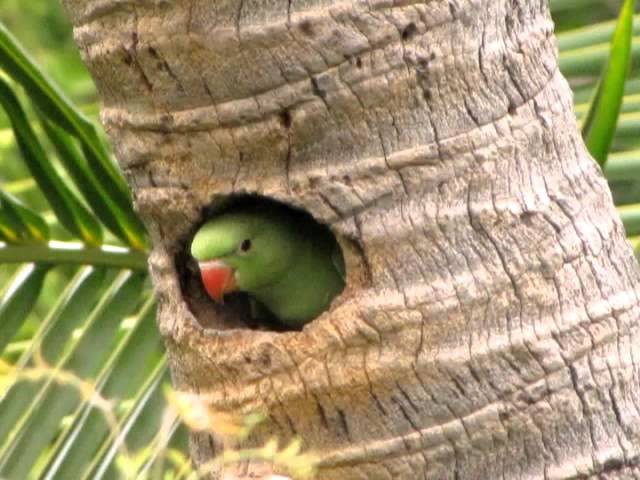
[[62, 0, 640, 477]]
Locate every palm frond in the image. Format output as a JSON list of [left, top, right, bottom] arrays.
[[580, 0, 636, 165], [0, 19, 162, 478]]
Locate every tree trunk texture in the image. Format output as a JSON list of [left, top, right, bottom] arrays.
[[62, 0, 640, 478]]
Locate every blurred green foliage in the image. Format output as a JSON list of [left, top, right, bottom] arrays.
[[1, 0, 95, 105], [0, 2, 110, 339]]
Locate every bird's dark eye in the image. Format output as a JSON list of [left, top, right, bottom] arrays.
[[240, 239, 252, 252]]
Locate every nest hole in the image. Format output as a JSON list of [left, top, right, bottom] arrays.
[[177, 194, 347, 333]]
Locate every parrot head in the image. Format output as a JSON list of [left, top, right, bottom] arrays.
[[190, 211, 295, 303]]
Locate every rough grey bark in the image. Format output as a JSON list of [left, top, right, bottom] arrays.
[[62, 0, 640, 478]]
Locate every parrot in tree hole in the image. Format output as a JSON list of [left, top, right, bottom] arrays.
[[190, 207, 345, 328]]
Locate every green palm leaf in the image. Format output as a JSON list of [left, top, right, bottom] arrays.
[[580, 0, 636, 165], [0, 271, 146, 479], [0, 264, 49, 354], [0, 77, 103, 245], [0, 23, 132, 203], [0, 267, 106, 445], [40, 118, 148, 249], [0, 21, 147, 250], [86, 364, 171, 480], [37, 297, 162, 479], [0, 19, 164, 479], [0, 190, 48, 242]]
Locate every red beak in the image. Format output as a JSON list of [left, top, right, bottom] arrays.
[[198, 260, 237, 303]]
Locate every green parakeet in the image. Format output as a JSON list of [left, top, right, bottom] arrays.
[[190, 207, 345, 327]]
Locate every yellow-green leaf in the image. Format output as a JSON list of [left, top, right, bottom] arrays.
[[0, 263, 49, 355], [40, 118, 148, 250], [581, 0, 636, 166], [0, 77, 103, 245], [0, 190, 49, 243], [0, 22, 130, 201]]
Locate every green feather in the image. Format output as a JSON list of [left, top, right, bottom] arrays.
[[191, 207, 344, 327]]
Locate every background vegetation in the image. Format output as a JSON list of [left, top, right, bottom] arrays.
[[0, 0, 638, 478]]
